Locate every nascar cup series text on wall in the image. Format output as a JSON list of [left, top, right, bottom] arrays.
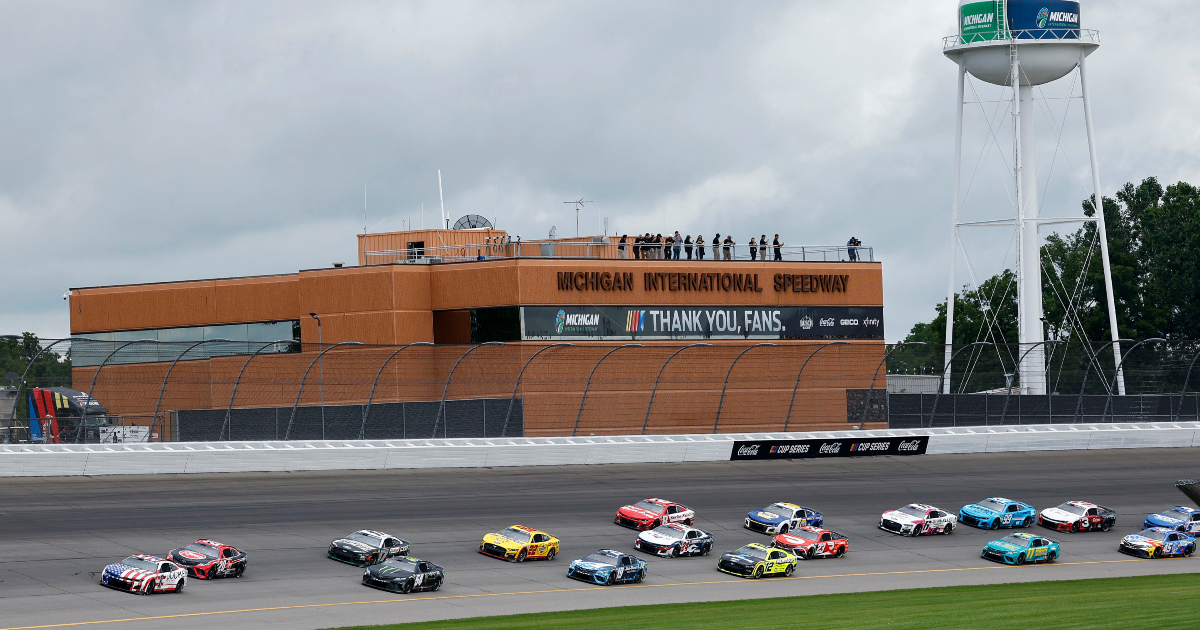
[[556, 271, 849, 293]]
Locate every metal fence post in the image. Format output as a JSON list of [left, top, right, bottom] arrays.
[[859, 342, 925, 427], [359, 342, 433, 439], [502, 343, 573, 437], [643, 344, 712, 435], [433, 342, 505, 439], [713, 343, 775, 434], [284, 342, 364, 440], [5, 337, 90, 443], [784, 341, 846, 431], [82, 339, 160, 443], [151, 338, 231, 441], [1102, 338, 1165, 423], [1172, 346, 1200, 422], [575, 344, 643, 436], [220, 339, 297, 441]]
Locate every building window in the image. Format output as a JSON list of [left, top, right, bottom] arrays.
[[72, 320, 301, 366]]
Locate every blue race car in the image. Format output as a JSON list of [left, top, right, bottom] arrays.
[[959, 497, 1035, 530], [1144, 506, 1200, 534], [981, 532, 1059, 565], [566, 549, 647, 585], [744, 502, 823, 535], [1119, 528, 1197, 558]]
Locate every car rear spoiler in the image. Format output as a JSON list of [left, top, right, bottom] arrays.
[[1175, 479, 1200, 508]]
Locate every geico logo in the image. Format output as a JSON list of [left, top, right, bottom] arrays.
[[898, 440, 921, 452], [564, 313, 600, 326], [738, 444, 760, 456], [818, 442, 841, 454], [839, 319, 859, 326]]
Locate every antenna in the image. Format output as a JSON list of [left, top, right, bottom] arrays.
[[363, 185, 367, 234], [421, 203, 424, 230], [563, 198, 592, 237], [438, 170, 447, 229]]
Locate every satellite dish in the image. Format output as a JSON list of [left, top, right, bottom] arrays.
[[548, 226, 557, 239], [452, 214, 494, 230]]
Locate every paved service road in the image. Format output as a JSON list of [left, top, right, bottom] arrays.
[[2, 448, 1199, 630]]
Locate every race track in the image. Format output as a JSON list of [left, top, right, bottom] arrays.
[[2, 448, 1199, 630]]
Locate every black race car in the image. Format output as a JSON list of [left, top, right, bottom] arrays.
[[167, 539, 247, 579], [361, 556, 444, 593], [328, 529, 411, 566]]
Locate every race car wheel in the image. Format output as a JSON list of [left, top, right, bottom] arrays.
[[702, 543, 711, 556], [1015, 553, 1026, 565], [670, 545, 680, 558], [401, 579, 413, 594], [174, 579, 184, 594], [605, 572, 615, 586], [1100, 520, 1112, 532], [634, 570, 644, 584], [1022, 518, 1032, 528], [805, 547, 816, 560], [234, 564, 245, 578], [140, 581, 153, 596], [945, 523, 955, 535], [1070, 522, 1080, 533], [546, 548, 556, 561], [652, 520, 661, 529], [753, 566, 765, 579], [1186, 546, 1195, 557], [1047, 551, 1057, 563], [784, 563, 794, 577], [516, 549, 527, 562], [432, 580, 441, 592], [684, 518, 694, 526], [989, 520, 999, 530], [779, 524, 789, 535], [1149, 548, 1159, 559], [834, 546, 845, 558]]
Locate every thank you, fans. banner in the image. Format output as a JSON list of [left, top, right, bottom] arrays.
[[729, 436, 929, 460]]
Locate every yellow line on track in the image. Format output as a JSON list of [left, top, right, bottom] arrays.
[[0, 557, 1174, 630]]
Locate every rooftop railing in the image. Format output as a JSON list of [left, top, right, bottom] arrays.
[[943, 28, 1099, 50], [365, 241, 873, 266]]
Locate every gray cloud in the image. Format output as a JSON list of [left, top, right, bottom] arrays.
[[2, 0, 1197, 341]]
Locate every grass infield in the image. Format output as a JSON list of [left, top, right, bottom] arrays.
[[330, 573, 1198, 629]]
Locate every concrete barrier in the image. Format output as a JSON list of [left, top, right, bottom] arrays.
[[2, 422, 1198, 477]]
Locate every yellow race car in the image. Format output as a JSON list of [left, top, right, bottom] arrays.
[[716, 543, 797, 578], [479, 525, 559, 562]]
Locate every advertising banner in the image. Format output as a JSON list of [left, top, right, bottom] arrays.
[[1008, 0, 1080, 38], [730, 436, 929, 461], [521, 305, 883, 341], [960, 1, 1003, 42]]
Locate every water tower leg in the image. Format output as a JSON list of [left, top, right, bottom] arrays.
[[1080, 50, 1126, 395], [1017, 81, 1047, 395], [943, 63, 966, 394]]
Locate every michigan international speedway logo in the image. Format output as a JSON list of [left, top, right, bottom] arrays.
[[555, 309, 566, 335], [1036, 7, 1050, 28]]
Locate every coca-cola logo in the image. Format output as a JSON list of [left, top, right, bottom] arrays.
[[818, 442, 841, 454], [898, 440, 921, 452], [737, 444, 760, 457]]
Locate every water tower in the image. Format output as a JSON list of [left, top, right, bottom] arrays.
[[941, 0, 1124, 394]]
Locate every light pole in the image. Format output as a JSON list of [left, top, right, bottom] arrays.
[[309, 313, 324, 437]]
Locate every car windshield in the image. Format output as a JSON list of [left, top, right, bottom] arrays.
[[497, 528, 532, 542], [760, 504, 793, 516], [999, 535, 1029, 546], [1164, 507, 1192, 516], [1137, 529, 1169, 541], [977, 500, 1008, 512], [382, 557, 420, 570], [581, 553, 619, 566], [344, 532, 383, 547], [650, 526, 685, 539], [897, 505, 928, 518], [182, 543, 218, 557], [1054, 503, 1088, 516], [633, 500, 665, 513], [733, 545, 769, 561], [120, 557, 159, 571], [791, 528, 821, 541]]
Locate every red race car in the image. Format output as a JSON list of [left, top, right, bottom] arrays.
[[167, 539, 247, 579], [614, 498, 695, 530], [772, 527, 848, 559]]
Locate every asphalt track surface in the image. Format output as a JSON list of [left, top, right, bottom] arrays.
[[3, 448, 1200, 630]]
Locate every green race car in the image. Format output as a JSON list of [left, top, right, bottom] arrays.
[[716, 543, 797, 578], [981, 532, 1059, 565]]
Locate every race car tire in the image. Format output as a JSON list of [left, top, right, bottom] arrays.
[[432, 580, 441, 592], [779, 524, 789, 535], [1185, 546, 1195, 557], [605, 572, 615, 586], [547, 548, 556, 561], [516, 549, 527, 562], [685, 518, 694, 526], [1149, 548, 1159, 559], [805, 547, 816, 560], [174, 579, 184, 594], [652, 520, 661, 529], [784, 563, 794, 577], [140, 581, 152, 596], [1047, 551, 1057, 563], [989, 520, 999, 530], [753, 565, 765, 579], [702, 543, 711, 556], [1023, 517, 1032, 528], [234, 564, 245, 578], [634, 570, 644, 584], [1100, 520, 1112, 532], [401, 579, 413, 594], [670, 545, 680, 558], [1070, 522, 1080, 533], [945, 523, 955, 535], [1015, 553, 1026, 565], [834, 546, 845, 558]]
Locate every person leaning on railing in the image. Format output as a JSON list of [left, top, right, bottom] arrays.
[[619, 235, 628, 259], [722, 235, 733, 260], [684, 235, 693, 260], [773, 234, 782, 261]]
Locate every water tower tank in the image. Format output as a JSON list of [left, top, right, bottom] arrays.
[[946, 0, 1095, 86]]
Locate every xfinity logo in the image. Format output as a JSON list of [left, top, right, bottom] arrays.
[[737, 444, 760, 457], [818, 442, 842, 454], [898, 440, 921, 452]]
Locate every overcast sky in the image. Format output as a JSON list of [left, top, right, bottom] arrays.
[[3, 0, 1197, 342]]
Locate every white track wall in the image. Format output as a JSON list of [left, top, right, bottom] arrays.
[[2, 423, 1198, 477]]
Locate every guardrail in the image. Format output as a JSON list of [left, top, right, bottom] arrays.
[[365, 242, 874, 265], [943, 28, 1099, 50], [2, 422, 1196, 477]]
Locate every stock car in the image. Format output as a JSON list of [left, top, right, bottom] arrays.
[[479, 525, 559, 562], [1144, 506, 1200, 533], [772, 526, 848, 559], [1038, 501, 1116, 533], [100, 554, 187, 595], [981, 532, 1059, 565], [1118, 528, 1197, 558], [167, 539, 247, 579], [327, 530, 411, 566], [361, 556, 444, 593], [879, 503, 956, 536], [958, 498, 1036, 530], [566, 550, 648, 585], [716, 543, 798, 579], [614, 498, 695, 530], [634, 523, 713, 557], [744, 502, 823, 535]]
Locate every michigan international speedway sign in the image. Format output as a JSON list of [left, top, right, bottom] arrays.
[[730, 436, 929, 460]]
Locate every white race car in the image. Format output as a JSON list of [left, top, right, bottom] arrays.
[[634, 523, 713, 557], [879, 503, 956, 536]]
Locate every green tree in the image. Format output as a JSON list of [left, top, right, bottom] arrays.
[[1, 333, 73, 419]]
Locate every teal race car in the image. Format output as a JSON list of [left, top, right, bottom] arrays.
[[981, 532, 1059, 565]]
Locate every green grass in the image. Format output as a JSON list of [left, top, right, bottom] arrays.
[[330, 573, 1200, 629]]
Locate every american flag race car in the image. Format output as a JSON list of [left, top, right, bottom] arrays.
[[167, 539, 247, 579], [100, 554, 187, 595], [634, 523, 713, 557], [614, 498, 694, 530], [772, 526, 848, 559], [879, 503, 956, 536], [1038, 501, 1115, 533], [327, 530, 411, 566]]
